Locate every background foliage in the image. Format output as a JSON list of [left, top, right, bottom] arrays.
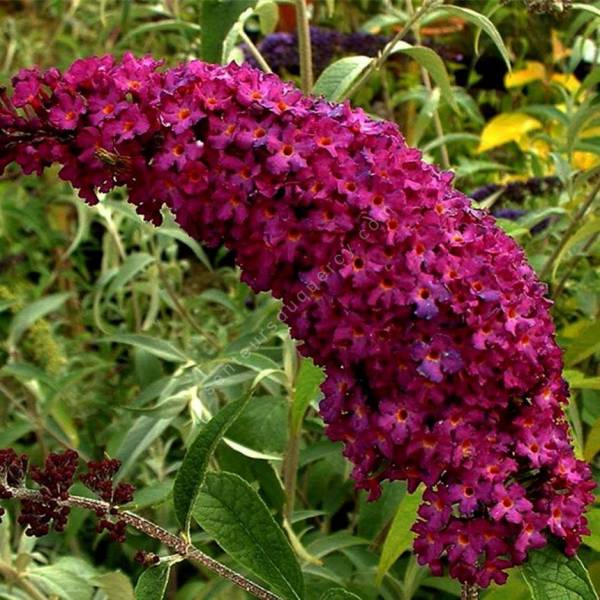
[[0, 0, 599, 599]]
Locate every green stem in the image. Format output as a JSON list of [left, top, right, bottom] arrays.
[[0, 561, 49, 600], [552, 230, 600, 299], [343, 0, 441, 100], [283, 424, 301, 522], [406, 0, 450, 169], [295, 0, 313, 93], [539, 178, 600, 281], [239, 30, 272, 73]]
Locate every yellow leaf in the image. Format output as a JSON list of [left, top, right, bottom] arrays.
[[582, 126, 600, 138], [477, 113, 543, 153], [504, 61, 546, 88], [517, 136, 551, 158], [572, 151, 600, 171], [551, 73, 580, 93]]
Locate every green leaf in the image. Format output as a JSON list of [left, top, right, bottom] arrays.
[[200, 0, 256, 63], [7, 292, 71, 349], [389, 42, 458, 112], [255, 0, 278, 34], [437, 5, 511, 71], [376, 485, 424, 586], [583, 507, 600, 552], [157, 215, 211, 270], [135, 563, 171, 600], [115, 415, 174, 479], [482, 571, 529, 600], [521, 544, 599, 600], [106, 253, 155, 297], [173, 395, 250, 532], [101, 334, 190, 363], [313, 56, 373, 102], [411, 86, 441, 146], [552, 216, 600, 281], [92, 572, 135, 600], [28, 558, 95, 600], [291, 358, 325, 433], [193, 471, 303, 600], [562, 321, 600, 366], [584, 415, 600, 461], [320, 589, 361, 600], [573, 3, 600, 18]]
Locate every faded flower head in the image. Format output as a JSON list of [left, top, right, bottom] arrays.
[[0, 448, 135, 542], [0, 54, 594, 587]]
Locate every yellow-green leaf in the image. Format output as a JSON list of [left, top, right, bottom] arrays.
[[477, 113, 543, 154], [584, 416, 600, 462], [376, 485, 423, 586]]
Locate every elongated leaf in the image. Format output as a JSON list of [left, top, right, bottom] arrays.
[[313, 56, 373, 102], [200, 0, 256, 63], [573, 3, 600, 18], [106, 253, 154, 297], [376, 486, 424, 585], [320, 590, 361, 600], [7, 292, 71, 349], [438, 5, 511, 70], [389, 42, 458, 111], [174, 395, 250, 531], [291, 358, 325, 433], [563, 321, 600, 366], [115, 415, 174, 478], [255, 0, 278, 34], [584, 416, 600, 461], [135, 563, 171, 600], [521, 544, 598, 600], [193, 472, 303, 600], [552, 216, 600, 281], [101, 334, 190, 363]]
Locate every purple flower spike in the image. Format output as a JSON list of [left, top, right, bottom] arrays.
[[0, 54, 594, 589]]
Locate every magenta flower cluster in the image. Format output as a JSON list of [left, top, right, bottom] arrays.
[[0, 54, 594, 587]]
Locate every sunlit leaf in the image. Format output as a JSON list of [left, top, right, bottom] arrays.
[[551, 73, 581, 93], [376, 485, 424, 586], [505, 61, 546, 88], [477, 113, 543, 153], [313, 56, 373, 102], [389, 41, 458, 111]]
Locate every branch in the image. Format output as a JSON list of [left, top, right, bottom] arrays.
[[8, 487, 282, 600], [539, 178, 600, 281]]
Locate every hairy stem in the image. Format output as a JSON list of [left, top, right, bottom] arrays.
[[8, 488, 282, 600], [461, 583, 479, 600], [295, 0, 314, 93], [539, 178, 600, 281]]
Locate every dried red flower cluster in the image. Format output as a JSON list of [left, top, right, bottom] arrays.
[[0, 449, 134, 541], [0, 54, 594, 587]]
